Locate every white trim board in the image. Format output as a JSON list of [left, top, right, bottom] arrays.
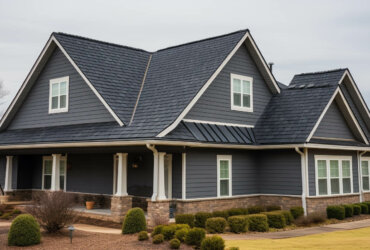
[[182, 119, 254, 128], [157, 31, 279, 138]]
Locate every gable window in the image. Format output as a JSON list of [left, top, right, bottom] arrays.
[[362, 159, 370, 191], [42, 156, 67, 191], [230, 73, 253, 112], [49, 76, 69, 113], [315, 156, 352, 196], [217, 155, 232, 197]]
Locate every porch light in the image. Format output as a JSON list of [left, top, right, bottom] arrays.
[[68, 225, 75, 243], [132, 163, 139, 168], [131, 156, 142, 168]]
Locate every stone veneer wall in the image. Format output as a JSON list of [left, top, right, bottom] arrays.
[[364, 192, 370, 202], [147, 200, 170, 227], [306, 194, 360, 214], [110, 196, 133, 222]]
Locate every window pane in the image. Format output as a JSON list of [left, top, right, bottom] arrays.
[[343, 178, 351, 193], [44, 176, 51, 190], [60, 95, 67, 108], [330, 179, 340, 194], [44, 160, 52, 175], [362, 161, 369, 176], [233, 79, 241, 93], [60, 160, 66, 176], [220, 180, 229, 196], [60, 176, 64, 190], [51, 83, 59, 96], [342, 160, 350, 177], [233, 93, 241, 106], [363, 177, 369, 191], [318, 160, 327, 178], [242, 80, 250, 94], [51, 96, 59, 109], [220, 160, 229, 179], [318, 179, 327, 195], [59, 82, 67, 95], [242, 94, 250, 108], [330, 160, 339, 177]]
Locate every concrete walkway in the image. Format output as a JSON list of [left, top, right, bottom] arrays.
[[223, 219, 370, 240], [74, 223, 121, 235]]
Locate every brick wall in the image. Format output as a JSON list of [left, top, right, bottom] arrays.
[[147, 200, 170, 227], [306, 194, 360, 214], [363, 192, 370, 202]]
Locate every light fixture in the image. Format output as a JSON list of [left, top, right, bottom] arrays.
[[68, 225, 75, 243]]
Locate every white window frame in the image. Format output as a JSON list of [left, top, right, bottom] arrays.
[[315, 155, 353, 196], [230, 73, 253, 112], [217, 155, 232, 197], [42, 155, 67, 191], [49, 76, 69, 114], [361, 157, 370, 191]]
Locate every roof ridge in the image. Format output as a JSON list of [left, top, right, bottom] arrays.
[[294, 68, 348, 77], [157, 29, 249, 52], [53, 32, 151, 53]]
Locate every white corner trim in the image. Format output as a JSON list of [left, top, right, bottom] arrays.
[[156, 31, 279, 138], [52, 37, 124, 126], [182, 119, 254, 128], [182, 153, 186, 200]]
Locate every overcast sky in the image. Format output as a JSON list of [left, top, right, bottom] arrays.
[[0, 0, 369, 115]]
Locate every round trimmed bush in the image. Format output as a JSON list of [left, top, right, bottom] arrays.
[[246, 214, 269, 232], [212, 210, 229, 219], [281, 211, 294, 225], [170, 238, 181, 249], [122, 207, 146, 234], [363, 202, 370, 214], [175, 213, 195, 227], [195, 212, 212, 228], [138, 231, 149, 241], [175, 228, 188, 242], [162, 225, 176, 240], [152, 234, 164, 244], [265, 205, 281, 212], [264, 211, 286, 228], [228, 215, 248, 233], [290, 206, 304, 219], [200, 235, 225, 250], [247, 206, 265, 214], [342, 205, 354, 218], [8, 214, 41, 246], [358, 203, 369, 214], [227, 208, 245, 216], [353, 204, 361, 215], [185, 227, 206, 247], [151, 225, 164, 237], [174, 224, 190, 231], [205, 217, 227, 233], [326, 205, 345, 220]]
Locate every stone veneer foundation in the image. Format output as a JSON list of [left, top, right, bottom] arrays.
[[110, 196, 133, 222], [147, 199, 170, 227], [363, 192, 370, 202], [306, 194, 360, 214]]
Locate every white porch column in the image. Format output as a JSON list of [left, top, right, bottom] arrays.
[[4, 156, 13, 191], [182, 153, 186, 200], [151, 151, 159, 201], [51, 154, 61, 191], [157, 152, 167, 200], [115, 153, 128, 196]]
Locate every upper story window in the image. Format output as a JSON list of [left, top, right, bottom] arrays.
[[49, 76, 69, 114], [230, 73, 253, 112]]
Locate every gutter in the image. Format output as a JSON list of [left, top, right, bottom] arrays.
[[146, 144, 158, 201], [295, 147, 308, 216]]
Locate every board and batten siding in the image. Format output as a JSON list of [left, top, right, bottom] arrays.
[[184, 44, 272, 126], [313, 100, 356, 140], [307, 149, 359, 196], [8, 47, 115, 130]]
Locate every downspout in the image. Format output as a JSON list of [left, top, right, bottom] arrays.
[[358, 151, 367, 202], [146, 144, 158, 201], [295, 147, 308, 216]]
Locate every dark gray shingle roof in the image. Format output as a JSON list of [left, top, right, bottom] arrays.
[[289, 68, 347, 87]]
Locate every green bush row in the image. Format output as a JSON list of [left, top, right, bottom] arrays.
[[327, 202, 370, 220]]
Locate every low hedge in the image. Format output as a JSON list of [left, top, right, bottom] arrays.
[[151, 225, 164, 237], [357, 203, 369, 214], [185, 227, 206, 247], [290, 206, 304, 219], [281, 210, 294, 225], [353, 204, 361, 215], [263, 211, 286, 228], [122, 208, 146, 234], [175, 214, 195, 227], [162, 225, 176, 240], [175, 228, 188, 242], [227, 208, 247, 216], [195, 212, 212, 228], [174, 224, 190, 231], [265, 205, 281, 212], [205, 217, 227, 233], [152, 234, 164, 244], [200, 235, 225, 250], [8, 214, 41, 246], [246, 214, 269, 232], [342, 205, 354, 218], [326, 205, 345, 220], [170, 238, 181, 249], [247, 206, 265, 214], [138, 231, 149, 241], [363, 202, 370, 213], [228, 215, 248, 233], [212, 210, 229, 219]]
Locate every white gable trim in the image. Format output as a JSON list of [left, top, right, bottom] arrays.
[[306, 87, 369, 144], [0, 35, 124, 129], [157, 31, 279, 137]]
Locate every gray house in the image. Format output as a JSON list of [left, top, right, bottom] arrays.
[[0, 29, 369, 225]]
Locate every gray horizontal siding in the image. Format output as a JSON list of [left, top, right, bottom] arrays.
[[313, 101, 356, 140], [308, 149, 359, 196], [185, 44, 272, 125], [8, 47, 115, 130]]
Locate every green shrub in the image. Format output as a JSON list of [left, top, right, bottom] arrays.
[[122, 207, 146, 234], [162, 225, 176, 240], [326, 205, 345, 220], [185, 227, 206, 247], [138, 231, 149, 241], [212, 210, 229, 219], [362, 202, 370, 214], [1, 212, 12, 220], [152, 234, 164, 244], [342, 205, 354, 218], [263, 211, 286, 228], [12, 209, 21, 215], [8, 214, 41, 246], [357, 203, 369, 214], [175, 228, 188, 242], [353, 204, 361, 215], [151, 225, 164, 237], [201, 235, 225, 250], [265, 205, 281, 212], [247, 206, 265, 214], [195, 212, 212, 228], [290, 206, 304, 219], [205, 217, 227, 233], [227, 208, 245, 216], [175, 214, 195, 227], [174, 224, 190, 231], [294, 212, 326, 226], [228, 247, 240, 250], [281, 211, 294, 225], [228, 215, 248, 233], [170, 238, 181, 249], [246, 214, 269, 232]]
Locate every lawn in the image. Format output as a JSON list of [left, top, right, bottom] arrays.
[[226, 227, 370, 250]]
